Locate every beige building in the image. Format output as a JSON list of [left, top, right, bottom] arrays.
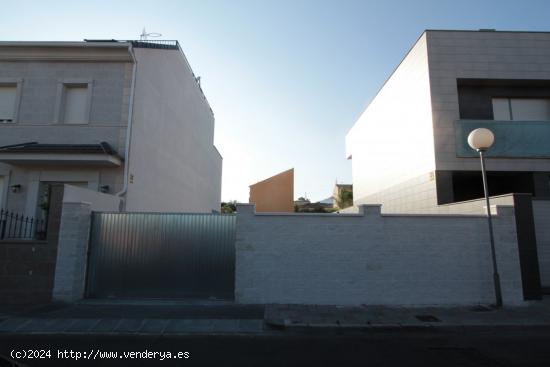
[[249, 168, 294, 212], [0, 39, 222, 217]]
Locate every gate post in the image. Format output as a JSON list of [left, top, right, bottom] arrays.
[[51, 202, 93, 303]]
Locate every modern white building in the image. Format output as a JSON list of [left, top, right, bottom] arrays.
[[346, 30, 550, 213], [0, 40, 222, 217]]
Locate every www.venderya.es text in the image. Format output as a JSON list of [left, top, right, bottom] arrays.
[[11, 349, 190, 361]]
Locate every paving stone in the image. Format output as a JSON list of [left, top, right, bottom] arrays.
[[210, 319, 240, 332], [65, 318, 101, 332], [90, 319, 121, 333], [163, 319, 197, 334], [139, 319, 170, 334], [238, 319, 264, 333], [17, 319, 57, 332], [42, 318, 76, 332], [164, 319, 214, 334], [0, 318, 31, 332], [114, 319, 144, 333]]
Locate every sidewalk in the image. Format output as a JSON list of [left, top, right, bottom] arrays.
[[264, 299, 550, 329], [0, 301, 266, 335], [1, 299, 550, 335]]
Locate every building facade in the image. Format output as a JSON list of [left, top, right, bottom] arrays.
[[346, 30, 550, 213], [0, 40, 222, 217], [249, 168, 294, 212]]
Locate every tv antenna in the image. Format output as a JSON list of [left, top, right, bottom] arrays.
[[140, 28, 162, 41]]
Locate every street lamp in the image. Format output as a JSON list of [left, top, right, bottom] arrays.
[[467, 128, 503, 308]]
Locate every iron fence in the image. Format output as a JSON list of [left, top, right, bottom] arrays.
[[0, 209, 47, 240]]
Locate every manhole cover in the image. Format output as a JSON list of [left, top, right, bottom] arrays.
[[415, 314, 441, 322]]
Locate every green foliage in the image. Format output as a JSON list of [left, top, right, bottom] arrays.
[[221, 200, 237, 214], [335, 188, 353, 209]]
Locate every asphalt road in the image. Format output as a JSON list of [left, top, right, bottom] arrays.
[[0, 327, 549, 367]]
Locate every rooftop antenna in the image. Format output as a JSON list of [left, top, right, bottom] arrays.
[[140, 28, 162, 41]]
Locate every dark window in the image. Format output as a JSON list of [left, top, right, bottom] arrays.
[[457, 79, 550, 120], [451, 171, 535, 202]]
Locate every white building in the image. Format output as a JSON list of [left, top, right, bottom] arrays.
[[346, 30, 550, 213], [0, 40, 222, 216]]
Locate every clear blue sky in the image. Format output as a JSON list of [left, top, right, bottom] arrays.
[[3, 0, 550, 202]]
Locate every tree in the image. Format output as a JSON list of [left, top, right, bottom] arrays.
[[335, 188, 353, 209], [220, 200, 237, 214]]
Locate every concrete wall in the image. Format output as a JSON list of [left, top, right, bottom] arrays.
[[125, 47, 222, 213], [533, 199, 550, 288], [235, 204, 524, 306], [249, 168, 294, 213], [346, 33, 435, 205], [426, 30, 550, 173]]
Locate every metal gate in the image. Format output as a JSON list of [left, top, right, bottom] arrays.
[[86, 212, 236, 299]]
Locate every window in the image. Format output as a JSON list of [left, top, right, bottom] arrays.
[[492, 98, 550, 121], [62, 85, 89, 124], [0, 85, 17, 123], [54, 80, 92, 124]]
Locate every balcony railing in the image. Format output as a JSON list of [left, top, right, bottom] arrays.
[[455, 120, 550, 158], [130, 40, 180, 50], [0, 209, 47, 240]]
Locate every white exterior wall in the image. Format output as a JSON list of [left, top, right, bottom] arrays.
[[62, 184, 121, 212], [427, 30, 550, 172], [235, 204, 524, 306], [126, 48, 222, 213], [346, 34, 435, 205]]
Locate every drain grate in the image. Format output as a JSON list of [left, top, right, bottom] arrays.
[[415, 314, 441, 322]]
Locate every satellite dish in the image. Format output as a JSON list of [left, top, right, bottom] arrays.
[[140, 28, 162, 41]]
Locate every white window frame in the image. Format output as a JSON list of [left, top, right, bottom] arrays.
[[0, 78, 23, 123], [53, 79, 93, 124]]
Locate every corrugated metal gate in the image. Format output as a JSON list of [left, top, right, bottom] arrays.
[[86, 212, 236, 300]]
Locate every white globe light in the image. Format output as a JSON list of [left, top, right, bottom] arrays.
[[467, 128, 495, 151]]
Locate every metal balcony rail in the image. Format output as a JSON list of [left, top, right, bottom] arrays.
[[0, 209, 47, 240], [130, 40, 180, 50]]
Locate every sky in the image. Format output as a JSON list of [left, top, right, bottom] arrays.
[[2, 0, 550, 202]]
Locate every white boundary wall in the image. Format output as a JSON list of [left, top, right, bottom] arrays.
[[62, 184, 121, 212], [235, 204, 524, 306]]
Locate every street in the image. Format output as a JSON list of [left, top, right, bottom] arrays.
[[1, 327, 549, 366]]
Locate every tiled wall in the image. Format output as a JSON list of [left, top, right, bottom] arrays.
[[353, 171, 438, 213], [235, 203, 524, 306], [426, 30, 550, 173]]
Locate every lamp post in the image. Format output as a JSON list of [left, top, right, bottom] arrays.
[[467, 128, 503, 308]]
